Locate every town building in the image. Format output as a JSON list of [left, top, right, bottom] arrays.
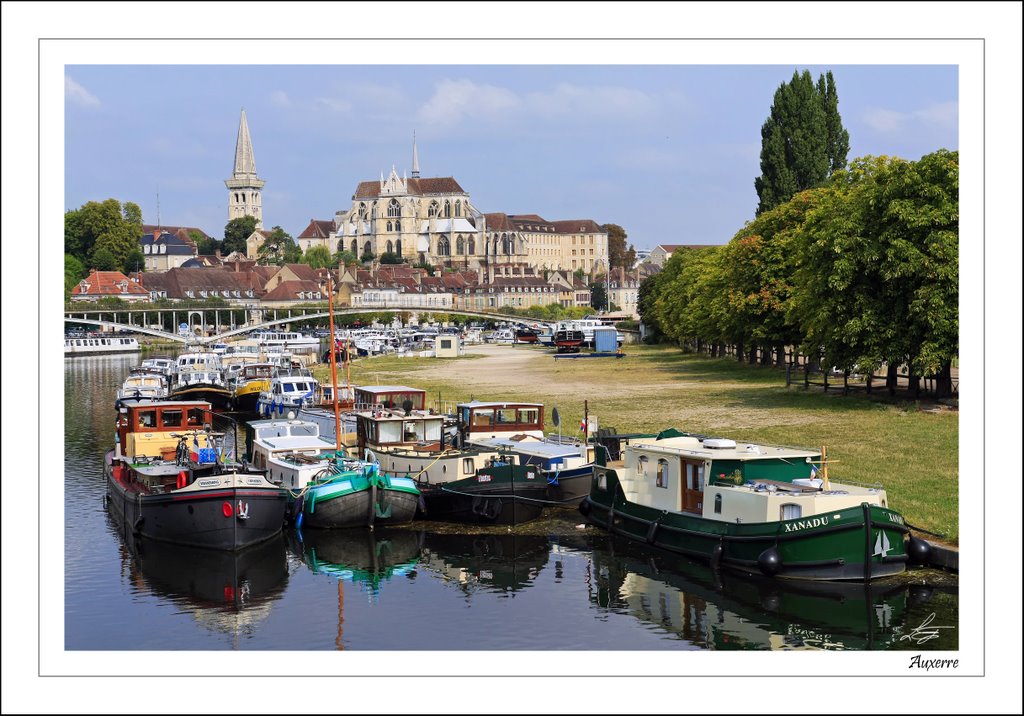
[[139, 230, 198, 272], [225, 109, 265, 229], [648, 243, 718, 267], [70, 270, 150, 303]]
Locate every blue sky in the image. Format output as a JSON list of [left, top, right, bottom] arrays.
[[64, 64, 957, 251]]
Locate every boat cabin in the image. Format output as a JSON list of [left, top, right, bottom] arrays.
[[239, 363, 276, 382], [599, 434, 890, 523], [247, 419, 336, 475], [117, 372, 168, 400], [175, 351, 222, 373], [457, 400, 544, 441], [354, 385, 426, 412], [115, 400, 215, 462], [319, 383, 356, 408], [356, 410, 445, 452]]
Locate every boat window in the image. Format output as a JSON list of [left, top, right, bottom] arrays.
[[597, 471, 607, 490], [284, 383, 295, 392], [403, 421, 421, 442], [161, 409, 183, 428], [137, 410, 157, 428], [463, 458, 474, 474], [496, 408, 517, 424], [187, 408, 204, 426], [516, 408, 539, 425], [714, 494, 722, 514], [637, 455, 648, 475], [472, 409, 494, 427], [656, 459, 669, 488], [781, 503, 802, 520]]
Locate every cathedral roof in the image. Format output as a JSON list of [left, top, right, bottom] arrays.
[[353, 176, 466, 199]]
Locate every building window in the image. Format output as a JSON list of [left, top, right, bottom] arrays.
[[656, 459, 668, 488], [781, 503, 802, 520], [437, 237, 450, 256], [386, 240, 394, 254], [395, 240, 402, 255], [388, 199, 400, 218], [444, 200, 451, 218], [395, 220, 401, 231], [467, 237, 475, 254], [428, 201, 439, 217], [351, 239, 358, 254], [456, 236, 464, 254], [455, 201, 462, 217], [387, 221, 393, 232]]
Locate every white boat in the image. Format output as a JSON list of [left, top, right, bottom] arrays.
[[250, 330, 320, 355], [116, 369, 169, 401], [487, 329, 516, 345], [140, 356, 175, 376], [256, 371, 319, 418], [169, 351, 231, 410], [65, 334, 141, 356], [248, 418, 340, 491]]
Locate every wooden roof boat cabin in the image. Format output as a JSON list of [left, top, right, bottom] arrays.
[[457, 400, 545, 442], [354, 385, 427, 412]]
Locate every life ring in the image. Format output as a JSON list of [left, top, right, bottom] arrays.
[[578, 497, 592, 517]]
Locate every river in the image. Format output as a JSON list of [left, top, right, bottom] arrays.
[[62, 353, 957, 656]]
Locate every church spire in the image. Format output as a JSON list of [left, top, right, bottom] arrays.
[[411, 131, 420, 178], [233, 108, 258, 177], [225, 108, 266, 230]]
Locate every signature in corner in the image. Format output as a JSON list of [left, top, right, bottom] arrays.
[[900, 612, 955, 645]]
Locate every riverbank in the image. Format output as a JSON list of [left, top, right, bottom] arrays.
[[320, 342, 959, 543]]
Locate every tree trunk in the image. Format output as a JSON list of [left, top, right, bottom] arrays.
[[775, 344, 787, 367], [935, 360, 954, 398], [886, 363, 899, 395], [748, 345, 758, 365], [736, 342, 744, 362], [910, 374, 921, 398]]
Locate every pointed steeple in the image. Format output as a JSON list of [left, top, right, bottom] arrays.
[[233, 108, 258, 177], [225, 108, 266, 231], [411, 131, 420, 178]]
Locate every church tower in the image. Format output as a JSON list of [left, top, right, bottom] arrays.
[[225, 109, 265, 228]]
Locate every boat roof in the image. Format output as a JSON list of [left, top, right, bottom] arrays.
[[257, 434, 335, 450], [469, 437, 578, 458], [457, 400, 544, 409], [357, 385, 424, 394], [356, 410, 442, 422], [632, 435, 818, 461], [121, 399, 211, 409]]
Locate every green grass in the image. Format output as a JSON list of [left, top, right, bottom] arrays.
[[318, 343, 959, 543]]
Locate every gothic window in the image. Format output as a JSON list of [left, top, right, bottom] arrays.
[[363, 241, 372, 257], [387, 221, 393, 232], [444, 200, 451, 218], [359, 202, 367, 219], [234, 193, 240, 203], [395, 220, 401, 231], [437, 237, 450, 256], [386, 241, 393, 254], [388, 199, 400, 218], [467, 237, 475, 255], [351, 239, 358, 254], [395, 240, 402, 255], [455, 201, 462, 217], [501, 234, 511, 255], [428, 201, 439, 218], [456, 236, 464, 254], [241, 193, 246, 203]]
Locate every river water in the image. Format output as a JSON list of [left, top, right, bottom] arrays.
[[62, 354, 957, 656]]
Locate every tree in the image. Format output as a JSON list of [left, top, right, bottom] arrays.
[[589, 281, 608, 311], [92, 246, 118, 271], [755, 69, 849, 215], [379, 252, 404, 265], [190, 230, 219, 256], [223, 216, 258, 255], [65, 253, 86, 299], [65, 198, 144, 269], [332, 250, 359, 266], [123, 247, 146, 275], [301, 244, 333, 269], [603, 223, 634, 270]]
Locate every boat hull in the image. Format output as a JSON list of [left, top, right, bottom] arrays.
[[299, 477, 420, 529], [417, 465, 548, 525], [582, 471, 909, 582], [542, 465, 593, 506], [170, 385, 233, 411], [106, 463, 286, 551]]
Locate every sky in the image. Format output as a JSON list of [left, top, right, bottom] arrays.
[[64, 63, 958, 250]]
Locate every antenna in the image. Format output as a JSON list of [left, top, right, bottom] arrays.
[[156, 188, 160, 228]]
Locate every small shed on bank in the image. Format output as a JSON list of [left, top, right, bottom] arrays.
[[434, 334, 462, 358]]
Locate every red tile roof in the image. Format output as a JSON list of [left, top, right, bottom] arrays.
[[298, 219, 335, 239], [551, 219, 604, 234], [262, 280, 325, 301], [72, 270, 149, 297]]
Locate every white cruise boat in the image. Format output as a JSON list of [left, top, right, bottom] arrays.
[[256, 371, 319, 418], [65, 334, 141, 356]]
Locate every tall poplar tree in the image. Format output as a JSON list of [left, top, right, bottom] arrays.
[[755, 70, 849, 216]]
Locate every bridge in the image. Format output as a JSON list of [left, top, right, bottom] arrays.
[[64, 305, 564, 345]]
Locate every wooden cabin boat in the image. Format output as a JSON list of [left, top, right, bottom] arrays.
[[106, 399, 286, 550], [456, 400, 545, 442], [247, 418, 419, 529], [353, 385, 427, 412], [581, 430, 926, 581], [353, 398, 548, 525]]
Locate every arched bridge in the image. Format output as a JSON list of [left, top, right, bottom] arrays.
[[64, 305, 564, 345]]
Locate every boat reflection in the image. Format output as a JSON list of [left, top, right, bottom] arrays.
[[586, 534, 955, 650], [116, 522, 289, 642], [291, 528, 421, 602], [418, 532, 550, 594]]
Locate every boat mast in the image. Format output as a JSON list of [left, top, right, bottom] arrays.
[[329, 262, 342, 456]]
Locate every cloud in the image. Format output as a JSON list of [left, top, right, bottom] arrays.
[[65, 75, 100, 107], [862, 101, 958, 134], [415, 78, 660, 131], [270, 90, 290, 107], [315, 96, 352, 114]]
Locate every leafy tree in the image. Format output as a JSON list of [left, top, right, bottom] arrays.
[[379, 252, 405, 265], [223, 216, 258, 255], [413, 260, 434, 273], [122, 201, 143, 227], [589, 281, 608, 311], [92, 246, 118, 271], [362, 249, 376, 264], [755, 70, 849, 215], [65, 198, 144, 269], [301, 244, 333, 269], [603, 223, 635, 270], [65, 253, 86, 298], [123, 247, 146, 275], [189, 230, 218, 256], [332, 250, 359, 267]]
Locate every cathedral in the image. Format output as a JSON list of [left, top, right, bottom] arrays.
[[329, 136, 608, 275], [225, 109, 264, 229]]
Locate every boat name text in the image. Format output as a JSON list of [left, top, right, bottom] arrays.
[[198, 478, 220, 487], [783, 516, 830, 533]]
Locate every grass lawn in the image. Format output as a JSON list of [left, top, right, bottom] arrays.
[[317, 343, 959, 543]]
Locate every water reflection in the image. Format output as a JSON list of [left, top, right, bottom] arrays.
[[419, 532, 550, 594], [585, 534, 957, 650], [115, 519, 289, 645], [291, 528, 421, 601]]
